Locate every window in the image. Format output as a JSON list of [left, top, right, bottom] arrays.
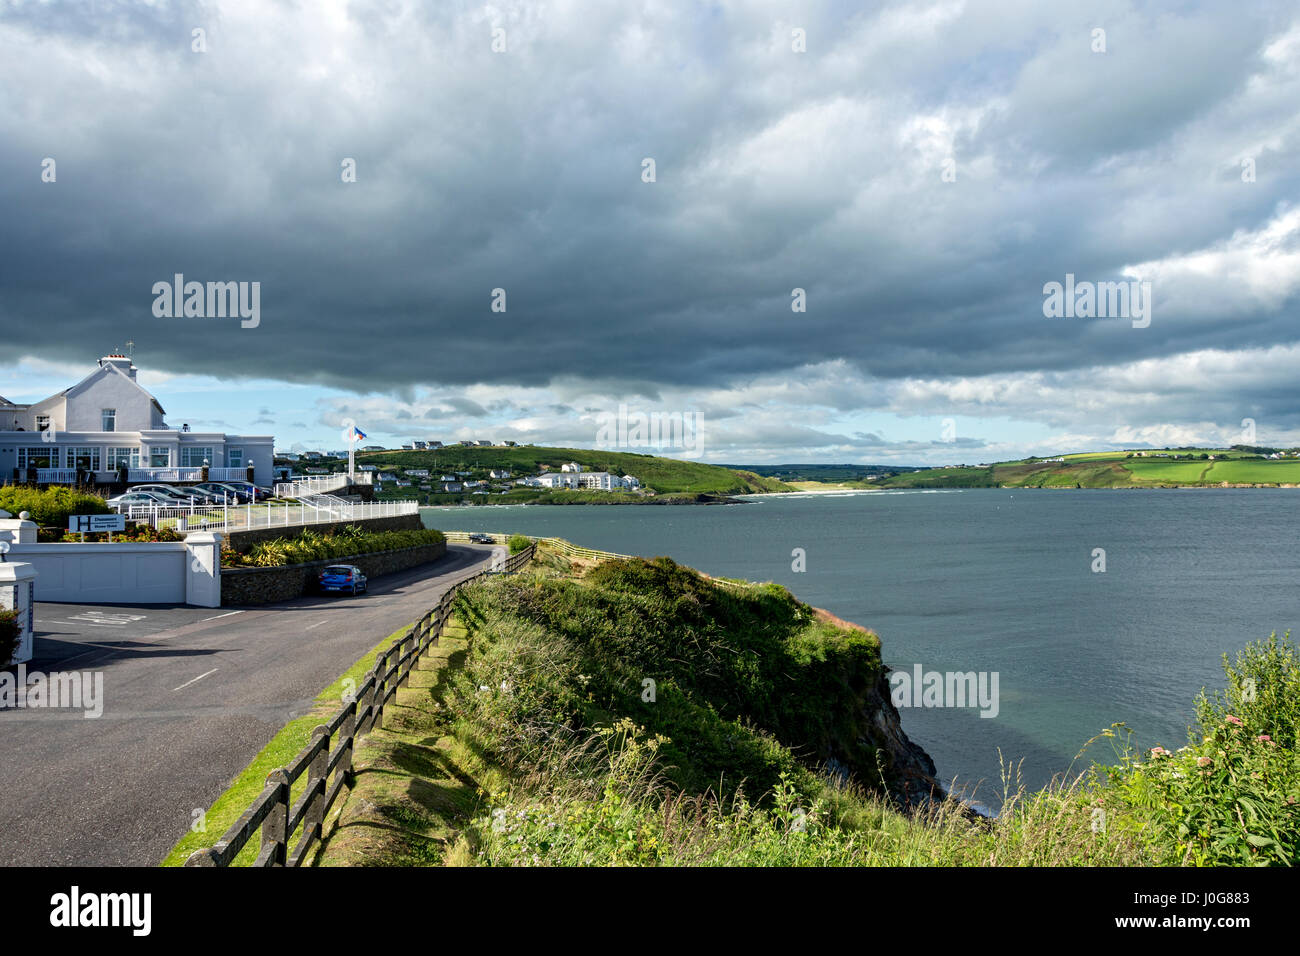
[[108, 447, 140, 469], [180, 446, 214, 468], [35, 415, 51, 432], [149, 449, 171, 468], [18, 447, 57, 469], [70, 447, 101, 471], [227, 448, 244, 469], [102, 408, 116, 432]]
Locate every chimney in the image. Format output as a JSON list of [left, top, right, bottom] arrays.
[[99, 354, 137, 380]]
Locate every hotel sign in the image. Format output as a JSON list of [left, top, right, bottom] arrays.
[[68, 514, 127, 533]]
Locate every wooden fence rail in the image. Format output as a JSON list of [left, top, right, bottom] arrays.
[[184, 543, 536, 867]]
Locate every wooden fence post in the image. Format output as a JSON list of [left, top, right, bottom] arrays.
[[261, 770, 290, 866], [304, 725, 330, 844], [339, 699, 356, 778], [371, 656, 386, 731], [360, 667, 377, 734]]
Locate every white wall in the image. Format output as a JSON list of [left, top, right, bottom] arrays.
[[9, 542, 188, 604], [7, 536, 222, 606]]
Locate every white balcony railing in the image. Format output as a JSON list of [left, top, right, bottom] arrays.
[[128, 467, 204, 482], [35, 468, 81, 484], [123, 498, 419, 533]]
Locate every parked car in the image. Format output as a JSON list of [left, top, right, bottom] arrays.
[[319, 565, 367, 595], [131, 483, 223, 503], [106, 490, 181, 511], [468, 533, 495, 544], [220, 480, 270, 500], [192, 482, 253, 503]]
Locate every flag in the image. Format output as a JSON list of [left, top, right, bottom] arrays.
[[349, 426, 367, 442]]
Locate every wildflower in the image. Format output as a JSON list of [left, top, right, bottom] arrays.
[[1196, 756, 1212, 768], [1225, 715, 1243, 726], [1149, 746, 1171, 758], [1258, 734, 1272, 743]]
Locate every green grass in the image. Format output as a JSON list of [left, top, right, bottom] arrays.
[[160, 622, 416, 867], [1122, 459, 1212, 482], [870, 466, 996, 488], [1208, 459, 1300, 483]]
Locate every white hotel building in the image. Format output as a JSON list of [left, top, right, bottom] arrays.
[[0, 354, 273, 488]]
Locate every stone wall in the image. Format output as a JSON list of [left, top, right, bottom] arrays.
[[214, 514, 422, 553], [220, 539, 447, 606]]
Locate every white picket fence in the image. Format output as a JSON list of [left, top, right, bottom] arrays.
[[125, 498, 419, 533]]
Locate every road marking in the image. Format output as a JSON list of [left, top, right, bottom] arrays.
[[201, 610, 244, 622], [305, 620, 328, 631], [171, 668, 219, 692], [48, 611, 148, 628]]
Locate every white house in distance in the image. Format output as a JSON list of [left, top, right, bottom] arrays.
[[0, 353, 273, 487], [523, 462, 640, 491]]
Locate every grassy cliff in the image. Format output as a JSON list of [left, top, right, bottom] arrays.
[[359, 446, 792, 496], [315, 550, 1299, 867]]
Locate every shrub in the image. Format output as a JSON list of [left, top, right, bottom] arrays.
[[448, 558, 883, 802], [507, 534, 532, 554], [0, 608, 19, 666], [61, 525, 181, 543], [223, 527, 446, 568], [1097, 632, 1300, 865], [0, 485, 110, 528]]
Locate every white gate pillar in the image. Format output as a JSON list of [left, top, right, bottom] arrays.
[[0, 555, 37, 665], [184, 532, 223, 608]]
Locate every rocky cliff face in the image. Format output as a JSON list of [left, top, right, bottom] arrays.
[[809, 606, 939, 807], [866, 668, 940, 805]]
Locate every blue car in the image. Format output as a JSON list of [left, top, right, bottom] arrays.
[[319, 565, 368, 595]]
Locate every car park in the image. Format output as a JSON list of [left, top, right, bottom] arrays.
[[130, 483, 223, 503], [191, 482, 254, 503], [318, 565, 367, 595]]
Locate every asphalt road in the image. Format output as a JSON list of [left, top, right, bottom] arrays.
[[0, 544, 496, 866]]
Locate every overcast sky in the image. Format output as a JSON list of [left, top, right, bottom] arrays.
[[2, 0, 1298, 464]]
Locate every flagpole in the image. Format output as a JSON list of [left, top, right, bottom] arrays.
[[349, 430, 355, 480]]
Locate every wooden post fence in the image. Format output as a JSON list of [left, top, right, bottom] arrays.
[[184, 542, 536, 867]]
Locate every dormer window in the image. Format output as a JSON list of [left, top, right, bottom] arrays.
[[36, 415, 50, 432], [102, 408, 116, 432]]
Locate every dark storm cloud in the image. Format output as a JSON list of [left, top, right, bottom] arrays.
[[0, 0, 1297, 423]]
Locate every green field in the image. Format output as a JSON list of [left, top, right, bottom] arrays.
[[870, 449, 1300, 489], [1123, 459, 1213, 482], [1209, 459, 1300, 483]]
